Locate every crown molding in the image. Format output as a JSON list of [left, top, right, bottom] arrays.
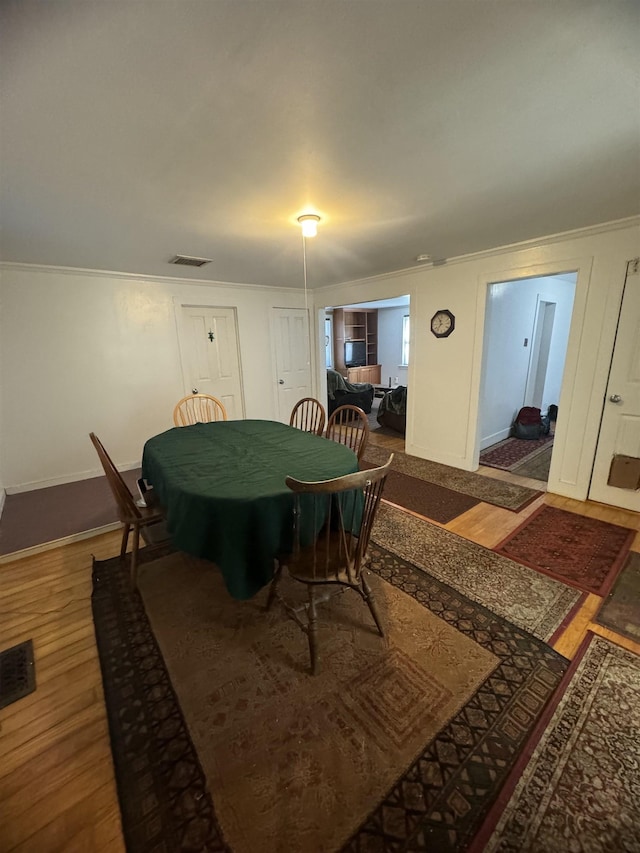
[[0, 260, 292, 294], [1, 215, 638, 295], [315, 215, 640, 295]]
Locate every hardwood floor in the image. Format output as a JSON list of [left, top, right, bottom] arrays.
[[0, 429, 638, 851]]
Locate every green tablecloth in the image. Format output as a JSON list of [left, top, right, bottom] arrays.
[[141, 420, 359, 600]]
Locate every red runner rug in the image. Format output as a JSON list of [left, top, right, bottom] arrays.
[[494, 505, 636, 596], [480, 435, 553, 471]]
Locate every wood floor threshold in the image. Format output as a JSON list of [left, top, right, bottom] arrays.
[[0, 522, 121, 565]]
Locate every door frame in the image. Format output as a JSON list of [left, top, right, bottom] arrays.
[[173, 299, 246, 417], [471, 256, 594, 498]]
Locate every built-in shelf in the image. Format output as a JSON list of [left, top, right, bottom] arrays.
[[332, 308, 380, 384]]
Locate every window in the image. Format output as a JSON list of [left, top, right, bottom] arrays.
[[401, 314, 410, 365]]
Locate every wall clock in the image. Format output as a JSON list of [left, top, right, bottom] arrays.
[[430, 309, 455, 338]]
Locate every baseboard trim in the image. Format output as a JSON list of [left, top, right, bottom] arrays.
[[480, 428, 511, 451], [0, 522, 121, 564], [6, 463, 141, 495]]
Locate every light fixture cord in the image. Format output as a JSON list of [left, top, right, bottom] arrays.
[[302, 231, 308, 312]]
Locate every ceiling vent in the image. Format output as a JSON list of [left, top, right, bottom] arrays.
[[169, 254, 212, 268]]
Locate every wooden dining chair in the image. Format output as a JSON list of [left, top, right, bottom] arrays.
[[266, 454, 393, 674], [289, 397, 326, 436], [173, 394, 227, 427], [325, 404, 370, 461], [89, 433, 169, 588]]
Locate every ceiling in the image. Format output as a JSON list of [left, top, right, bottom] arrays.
[[1, 1, 638, 289]]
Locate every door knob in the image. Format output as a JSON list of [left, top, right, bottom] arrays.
[[192, 388, 199, 394], [278, 379, 285, 385], [609, 394, 622, 403]]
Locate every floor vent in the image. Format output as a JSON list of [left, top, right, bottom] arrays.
[[0, 639, 36, 710], [169, 255, 212, 268]]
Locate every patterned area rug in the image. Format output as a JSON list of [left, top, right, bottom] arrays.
[[92, 545, 568, 852], [510, 445, 553, 482], [494, 505, 636, 596], [473, 634, 640, 852], [373, 504, 582, 642], [595, 551, 640, 642], [480, 436, 554, 472], [361, 460, 480, 523], [363, 445, 541, 513]]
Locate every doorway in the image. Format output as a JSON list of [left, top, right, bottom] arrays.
[[478, 273, 577, 484], [324, 295, 410, 438]]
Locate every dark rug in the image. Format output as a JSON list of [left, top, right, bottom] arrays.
[[363, 445, 541, 513], [470, 633, 640, 852], [494, 505, 636, 596], [480, 436, 554, 472], [595, 551, 640, 642], [92, 546, 568, 852], [361, 461, 480, 523], [0, 468, 141, 555]]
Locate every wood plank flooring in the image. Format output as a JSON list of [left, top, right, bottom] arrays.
[[0, 429, 638, 851]]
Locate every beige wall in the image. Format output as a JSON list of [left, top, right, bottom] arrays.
[[0, 267, 306, 490], [1, 217, 638, 503], [314, 219, 640, 502]]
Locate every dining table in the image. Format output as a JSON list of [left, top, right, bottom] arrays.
[[141, 419, 360, 600]]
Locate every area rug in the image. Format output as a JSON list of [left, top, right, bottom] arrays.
[[361, 461, 480, 523], [494, 505, 636, 596], [510, 445, 553, 482], [479, 436, 553, 473], [92, 545, 568, 852], [373, 503, 582, 642], [471, 633, 640, 852], [363, 445, 541, 513], [595, 551, 640, 642]]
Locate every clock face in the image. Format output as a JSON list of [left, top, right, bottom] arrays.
[[430, 309, 455, 338]]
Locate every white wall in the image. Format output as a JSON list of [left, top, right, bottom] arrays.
[[479, 274, 576, 449], [377, 306, 409, 388], [2, 218, 638, 505], [314, 218, 640, 502], [0, 266, 306, 490]]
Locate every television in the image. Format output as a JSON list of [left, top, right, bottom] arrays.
[[344, 340, 367, 368]]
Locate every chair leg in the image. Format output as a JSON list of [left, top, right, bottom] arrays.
[[120, 524, 130, 559], [361, 573, 384, 637], [265, 562, 283, 611], [307, 585, 319, 675], [130, 527, 140, 589]]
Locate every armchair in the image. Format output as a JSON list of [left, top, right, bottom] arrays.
[[326, 369, 374, 416]]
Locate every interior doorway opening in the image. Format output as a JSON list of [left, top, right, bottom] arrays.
[[323, 295, 410, 438], [478, 272, 577, 484]]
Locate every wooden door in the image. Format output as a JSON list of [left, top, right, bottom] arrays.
[[588, 259, 640, 510], [178, 305, 244, 420]]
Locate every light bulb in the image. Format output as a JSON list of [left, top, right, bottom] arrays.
[[297, 214, 320, 238]]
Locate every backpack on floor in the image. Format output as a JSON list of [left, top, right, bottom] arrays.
[[512, 406, 550, 440]]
